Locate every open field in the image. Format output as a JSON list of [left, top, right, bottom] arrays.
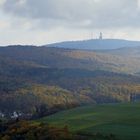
[[39, 103, 140, 140]]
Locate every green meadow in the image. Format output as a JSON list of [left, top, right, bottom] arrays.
[[39, 103, 140, 140]]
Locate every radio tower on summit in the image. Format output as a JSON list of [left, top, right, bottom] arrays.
[[99, 32, 103, 40]]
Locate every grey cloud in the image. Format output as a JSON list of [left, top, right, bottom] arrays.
[[2, 0, 140, 29]]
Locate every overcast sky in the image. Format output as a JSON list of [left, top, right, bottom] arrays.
[[1, 0, 140, 45]]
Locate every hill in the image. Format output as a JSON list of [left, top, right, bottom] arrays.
[[0, 46, 140, 73], [1, 46, 140, 116], [39, 103, 140, 140], [46, 39, 140, 50], [100, 46, 140, 58]]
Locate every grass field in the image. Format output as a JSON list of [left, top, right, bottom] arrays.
[[38, 103, 140, 140]]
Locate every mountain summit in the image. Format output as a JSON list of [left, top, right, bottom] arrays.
[[46, 39, 140, 50]]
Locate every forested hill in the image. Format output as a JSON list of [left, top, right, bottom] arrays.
[[1, 45, 140, 116], [46, 39, 140, 50], [0, 45, 140, 74]]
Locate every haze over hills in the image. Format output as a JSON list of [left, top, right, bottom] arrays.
[[46, 39, 140, 50]]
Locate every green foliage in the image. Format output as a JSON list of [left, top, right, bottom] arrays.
[[0, 120, 118, 140], [0, 120, 74, 140]]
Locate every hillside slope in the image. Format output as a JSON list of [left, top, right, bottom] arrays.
[[39, 103, 140, 140], [1, 54, 140, 114], [1, 46, 140, 115], [0, 46, 140, 73], [100, 46, 140, 58]]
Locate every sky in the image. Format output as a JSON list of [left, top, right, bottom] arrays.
[[1, 0, 140, 45]]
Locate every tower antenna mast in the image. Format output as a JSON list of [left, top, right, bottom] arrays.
[[99, 32, 103, 40]]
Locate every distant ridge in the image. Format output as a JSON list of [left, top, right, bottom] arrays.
[[45, 39, 140, 50]]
